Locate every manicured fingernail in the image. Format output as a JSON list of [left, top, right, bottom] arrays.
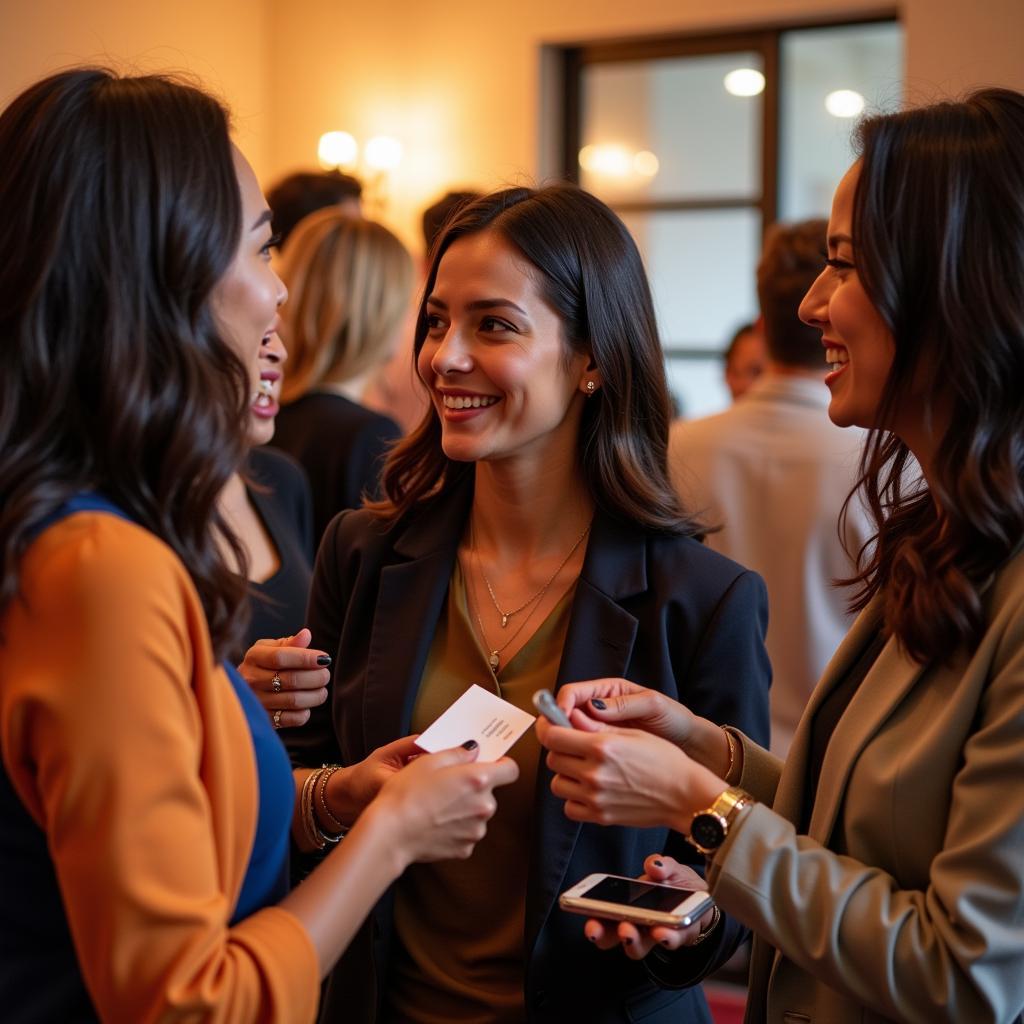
[[317, 655, 332, 666], [653, 859, 664, 867], [462, 739, 478, 750], [591, 698, 607, 710]]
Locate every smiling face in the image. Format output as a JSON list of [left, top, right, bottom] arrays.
[[417, 230, 592, 469], [249, 331, 287, 445], [799, 162, 895, 431], [210, 147, 288, 423]]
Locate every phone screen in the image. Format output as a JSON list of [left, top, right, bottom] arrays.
[[579, 877, 695, 913]]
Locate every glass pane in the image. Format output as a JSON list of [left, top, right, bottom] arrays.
[[620, 208, 761, 349], [665, 356, 731, 421], [778, 22, 904, 220], [579, 51, 763, 203]]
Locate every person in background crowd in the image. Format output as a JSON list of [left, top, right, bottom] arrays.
[[723, 320, 767, 402], [272, 209, 413, 542], [277, 184, 770, 1024], [267, 170, 363, 247], [540, 88, 1024, 1024], [0, 67, 517, 1023], [669, 219, 870, 755], [362, 190, 483, 433]]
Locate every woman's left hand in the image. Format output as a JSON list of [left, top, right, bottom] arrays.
[[239, 627, 331, 729], [536, 716, 726, 834], [582, 855, 719, 960]]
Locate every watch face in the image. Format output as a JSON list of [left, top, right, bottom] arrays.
[[690, 813, 727, 851]]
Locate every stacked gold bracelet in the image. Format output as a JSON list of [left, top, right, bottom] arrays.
[[300, 765, 347, 850]]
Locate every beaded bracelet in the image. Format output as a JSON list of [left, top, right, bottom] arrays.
[[316, 765, 347, 834], [300, 768, 344, 850]]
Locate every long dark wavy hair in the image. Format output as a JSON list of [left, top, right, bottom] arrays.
[[842, 87, 1024, 664], [0, 68, 251, 659], [369, 184, 699, 536]]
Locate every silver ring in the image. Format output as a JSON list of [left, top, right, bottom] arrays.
[[272, 673, 282, 694], [273, 709, 283, 729]]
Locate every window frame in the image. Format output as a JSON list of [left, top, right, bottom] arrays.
[[558, 12, 898, 362]]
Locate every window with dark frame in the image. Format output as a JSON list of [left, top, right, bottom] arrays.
[[559, 15, 902, 418]]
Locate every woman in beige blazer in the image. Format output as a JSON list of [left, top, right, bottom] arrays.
[[537, 88, 1024, 1024]]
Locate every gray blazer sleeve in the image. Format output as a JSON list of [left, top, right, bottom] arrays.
[[705, 582, 1024, 1024]]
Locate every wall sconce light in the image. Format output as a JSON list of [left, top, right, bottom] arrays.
[[317, 131, 403, 214], [579, 144, 660, 181], [317, 131, 359, 170]]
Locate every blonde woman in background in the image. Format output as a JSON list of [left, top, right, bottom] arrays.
[[272, 210, 413, 541]]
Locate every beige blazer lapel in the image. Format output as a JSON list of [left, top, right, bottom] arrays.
[[771, 597, 886, 826]]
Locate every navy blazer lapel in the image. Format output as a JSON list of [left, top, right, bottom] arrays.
[[526, 513, 644, 952], [361, 488, 470, 756]]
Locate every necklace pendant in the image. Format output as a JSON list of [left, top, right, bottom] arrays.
[[489, 651, 500, 672], [501, 614, 509, 628]]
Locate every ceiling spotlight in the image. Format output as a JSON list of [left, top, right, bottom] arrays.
[[724, 68, 765, 98], [825, 89, 866, 118]]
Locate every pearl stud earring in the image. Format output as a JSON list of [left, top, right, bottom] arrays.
[[585, 380, 596, 394]]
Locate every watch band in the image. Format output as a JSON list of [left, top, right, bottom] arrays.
[[687, 786, 752, 856]]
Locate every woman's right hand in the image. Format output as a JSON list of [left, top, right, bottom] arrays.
[[555, 680, 733, 778], [371, 743, 519, 866], [555, 679, 698, 748], [238, 627, 330, 729]]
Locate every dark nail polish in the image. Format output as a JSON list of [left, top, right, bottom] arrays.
[[591, 698, 607, 710], [462, 739, 479, 750], [316, 655, 332, 666], [653, 859, 664, 867]]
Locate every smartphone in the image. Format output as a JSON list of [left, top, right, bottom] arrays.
[[532, 689, 573, 728], [559, 873, 714, 929]]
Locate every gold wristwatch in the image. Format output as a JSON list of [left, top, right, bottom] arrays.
[[687, 787, 752, 856]]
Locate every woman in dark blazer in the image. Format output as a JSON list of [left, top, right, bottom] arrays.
[[282, 185, 770, 1023], [540, 90, 1024, 1023]]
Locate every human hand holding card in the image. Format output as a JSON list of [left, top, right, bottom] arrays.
[[415, 684, 536, 762]]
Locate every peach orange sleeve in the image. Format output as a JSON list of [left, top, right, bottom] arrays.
[[0, 514, 319, 1023]]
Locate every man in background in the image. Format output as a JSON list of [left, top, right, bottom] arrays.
[[723, 320, 767, 402], [669, 219, 870, 755]]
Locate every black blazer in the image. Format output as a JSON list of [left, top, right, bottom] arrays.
[[271, 392, 401, 545], [288, 485, 771, 1024]]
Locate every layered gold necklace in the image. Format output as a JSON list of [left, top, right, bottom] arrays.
[[469, 519, 591, 673]]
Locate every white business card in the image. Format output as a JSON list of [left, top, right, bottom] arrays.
[[415, 683, 536, 762]]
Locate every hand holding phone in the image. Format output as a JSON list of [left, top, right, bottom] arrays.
[[559, 872, 714, 929], [532, 688, 573, 728]]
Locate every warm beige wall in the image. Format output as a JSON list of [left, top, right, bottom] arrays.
[[4, 0, 1022, 246], [264, 0, 1024, 252], [903, 0, 1024, 102], [265, 0, 897, 251], [0, 0, 273, 178]]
